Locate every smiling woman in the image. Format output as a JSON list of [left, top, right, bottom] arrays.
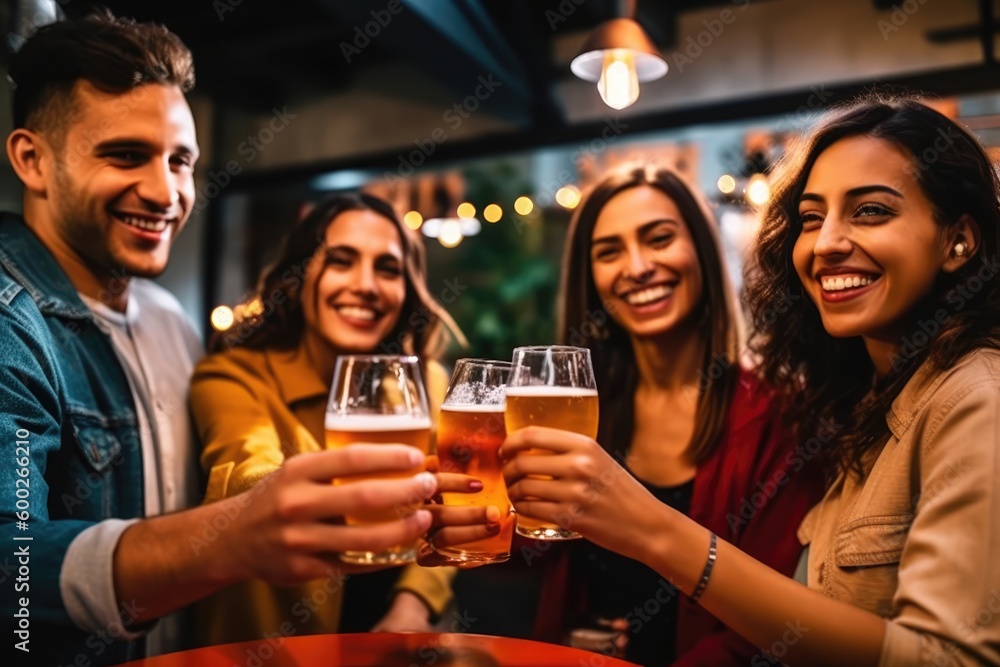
[[527, 165, 823, 666], [188, 193, 471, 647], [500, 97, 1000, 667], [751, 96, 1000, 478]]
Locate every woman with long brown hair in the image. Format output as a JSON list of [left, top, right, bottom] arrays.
[[190, 192, 490, 645], [503, 97, 1000, 665], [535, 164, 821, 666]]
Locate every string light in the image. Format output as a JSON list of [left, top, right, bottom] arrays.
[[555, 185, 582, 209], [483, 204, 502, 222], [514, 196, 534, 216], [211, 306, 234, 331], [403, 210, 423, 230], [746, 174, 770, 207], [439, 219, 463, 247]]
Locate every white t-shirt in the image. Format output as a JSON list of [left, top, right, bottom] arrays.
[[61, 280, 202, 656]]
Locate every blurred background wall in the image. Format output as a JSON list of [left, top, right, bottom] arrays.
[[2, 0, 998, 351]]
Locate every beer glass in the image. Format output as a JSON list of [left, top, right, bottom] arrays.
[[435, 359, 515, 564], [326, 355, 431, 565], [505, 345, 598, 540]]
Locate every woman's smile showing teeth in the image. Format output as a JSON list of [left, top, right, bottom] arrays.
[[820, 274, 877, 291], [335, 304, 379, 323], [815, 270, 881, 303], [622, 284, 674, 307]]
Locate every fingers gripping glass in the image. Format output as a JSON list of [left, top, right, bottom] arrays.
[[505, 346, 598, 541], [435, 359, 516, 564], [326, 355, 431, 565]]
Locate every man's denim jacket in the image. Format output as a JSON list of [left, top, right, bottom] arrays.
[[0, 214, 144, 665]]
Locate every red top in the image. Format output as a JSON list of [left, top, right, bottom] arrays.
[[534, 369, 825, 666]]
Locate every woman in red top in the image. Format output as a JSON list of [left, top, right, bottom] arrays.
[[538, 164, 822, 666]]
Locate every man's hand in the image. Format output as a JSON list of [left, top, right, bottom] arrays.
[[113, 444, 438, 622], [224, 445, 438, 584]]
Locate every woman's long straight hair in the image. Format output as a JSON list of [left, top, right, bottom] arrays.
[[559, 165, 743, 465]]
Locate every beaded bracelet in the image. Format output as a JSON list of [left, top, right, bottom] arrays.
[[690, 531, 717, 604]]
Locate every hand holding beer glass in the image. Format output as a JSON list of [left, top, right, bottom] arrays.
[[434, 359, 516, 564], [505, 346, 599, 540], [326, 355, 432, 565]]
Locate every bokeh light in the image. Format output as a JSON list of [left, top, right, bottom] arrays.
[[211, 305, 234, 331], [514, 196, 534, 216]]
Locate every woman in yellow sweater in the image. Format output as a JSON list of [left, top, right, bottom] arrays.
[[190, 193, 469, 645]]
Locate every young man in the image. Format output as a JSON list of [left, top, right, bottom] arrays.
[[0, 13, 457, 666]]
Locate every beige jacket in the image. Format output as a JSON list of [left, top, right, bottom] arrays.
[[799, 348, 1000, 667]]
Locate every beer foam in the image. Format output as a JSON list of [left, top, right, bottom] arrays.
[[446, 382, 507, 407], [504, 386, 598, 397], [440, 403, 505, 413], [324, 413, 432, 431]]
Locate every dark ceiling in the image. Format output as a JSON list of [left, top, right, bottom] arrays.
[[18, 0, 993, 181], [0, 0, 984, 135], [56, 0, 766, 126]]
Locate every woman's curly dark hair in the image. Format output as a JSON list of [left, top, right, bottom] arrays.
[[559, 164, 742, 466], [217, 193, 465, 361], [746, 94, 1000, 479]]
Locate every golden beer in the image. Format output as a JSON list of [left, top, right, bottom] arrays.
[[325, 414, 431, 563], [436, 406, 515, 562], [504, 386, 599, 535]]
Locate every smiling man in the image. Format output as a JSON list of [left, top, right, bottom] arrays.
[[1, 13, 204, 664], [31, 79, 199, 306], [0, 12, 451, 667]]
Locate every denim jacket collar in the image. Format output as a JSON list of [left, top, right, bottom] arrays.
[[0, 213, 95, 320]]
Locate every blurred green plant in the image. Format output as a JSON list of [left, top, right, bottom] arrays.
[[424, 159, 572, 364]]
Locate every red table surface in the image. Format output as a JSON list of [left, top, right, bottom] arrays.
[[114, 633, 640, 667]]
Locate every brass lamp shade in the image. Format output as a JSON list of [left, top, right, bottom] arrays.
[[570, 17, 668, 83]]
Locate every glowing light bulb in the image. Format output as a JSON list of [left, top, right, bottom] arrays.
[[555, 185, 582, 209], [717, 175, 736, 194], [439, 219, 463, 247], [457, 202, 476, 219], [746, 174, 770, 207], [483, 204, 502, 223], [211, 306, 234, 332], [597, 50, 639, 110], [514, 196, 534, 216], [403, 210, 423, 230]]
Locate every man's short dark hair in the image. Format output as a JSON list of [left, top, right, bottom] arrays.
[[8, 10, 195, 141]]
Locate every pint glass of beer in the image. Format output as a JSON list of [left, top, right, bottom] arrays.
[[435, 359, 515, 564], [326, 355, 431, 565], [505, 345, 598, 540]]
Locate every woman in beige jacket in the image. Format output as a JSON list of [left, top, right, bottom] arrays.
[[502, 95, 1000, 666]]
